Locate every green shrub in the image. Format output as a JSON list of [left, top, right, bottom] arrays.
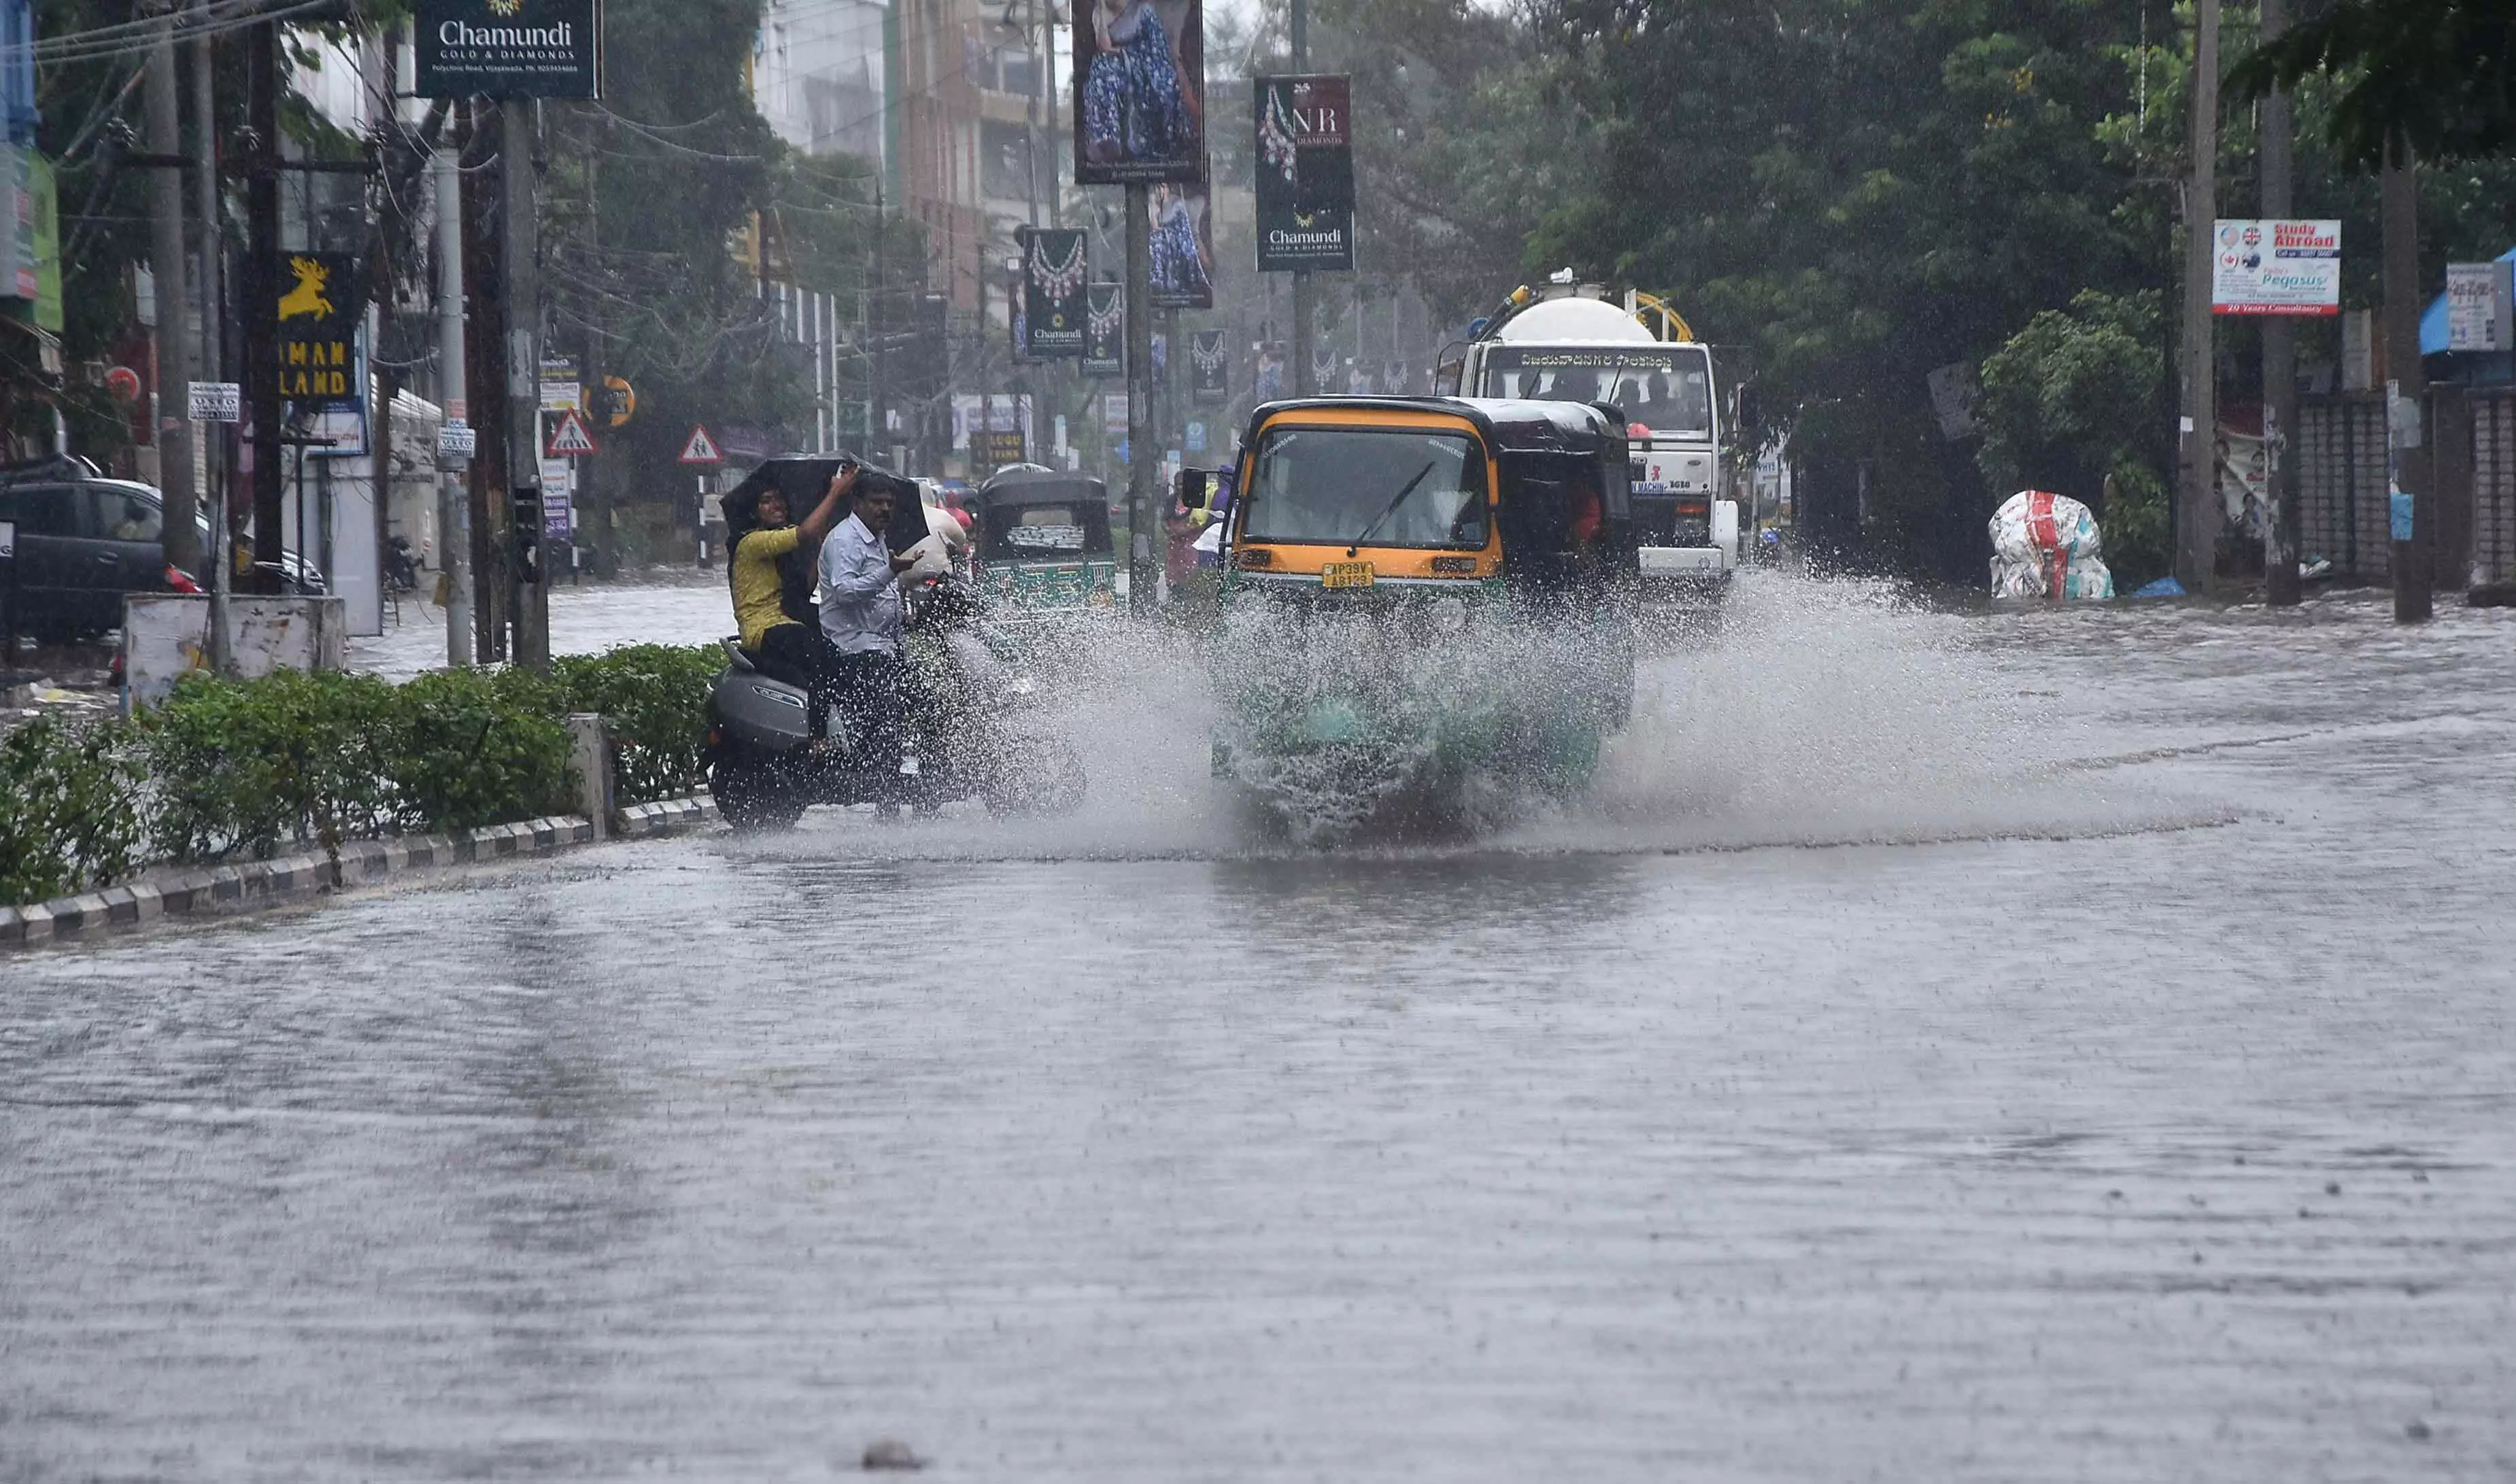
[[548, 643, 719, 804], [5, 643, 719, 905], [0, 715, 144, 903], [386, 668, 577, 831], [139, 669, 402, 863]]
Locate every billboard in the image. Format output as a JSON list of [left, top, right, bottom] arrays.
[[1084, 281, 1124, 376], [1254, 74, 1353, 273], [2211, 219, 2339, 316], [1023, 228, 1088, 359], [416, 0, 603, 99], [1071, 0, 1204, 185], [2445, 260, 2514, 353], [1149, 179, 1215, 309], [1191, 329, 1228, 403], [270, 252, 362, 413]]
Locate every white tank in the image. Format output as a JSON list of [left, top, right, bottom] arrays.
[[1490, 296, 1657, 343]]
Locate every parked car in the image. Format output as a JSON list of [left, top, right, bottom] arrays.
[[0, 458, 325, 641]]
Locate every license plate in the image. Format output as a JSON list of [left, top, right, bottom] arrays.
[[1320, 561, 1376, 590]]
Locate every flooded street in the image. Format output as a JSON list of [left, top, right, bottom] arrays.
[[6, 578, 2513, 1481]]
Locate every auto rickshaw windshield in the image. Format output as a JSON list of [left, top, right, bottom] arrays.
[[1242, 426, 1489, 549]]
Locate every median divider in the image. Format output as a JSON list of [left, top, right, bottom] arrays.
[[3, 796, 720, 949]]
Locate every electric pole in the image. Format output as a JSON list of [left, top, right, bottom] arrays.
[[501, 97, 548, 667], [2176, 0, 2219, 596], [2383, 133, 2432, 623], [1125, 181, 1155, 609], [245, 18, 284, 595], [434, 104, 471, 665], [2260, 0, 2299, 607], [191, 10, 228, 669], [1289, 0, 1313, 396], [143, 6, 197, 577], [870, 181, 886, 462], [461, 101, 509, 661]]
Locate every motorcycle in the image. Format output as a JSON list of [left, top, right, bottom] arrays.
[[702, 574, 1087, 830]]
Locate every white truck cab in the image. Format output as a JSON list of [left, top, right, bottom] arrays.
[[1453, 287, 1738, 600]]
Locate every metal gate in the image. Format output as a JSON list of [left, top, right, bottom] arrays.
[[2297, 395, 2389, 584], [2473, 391, 2516, 585]]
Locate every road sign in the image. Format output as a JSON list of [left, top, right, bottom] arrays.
[[0, 519, 14, 559], [188, 381, 241, 422], [602, 375, 636, 427], [437, 420, 477, 460], [545, 408, 598, 457], [677, 425, 723, 465]]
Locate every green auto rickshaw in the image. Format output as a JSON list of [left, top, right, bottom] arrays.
[[970, 465, 1120, 614]]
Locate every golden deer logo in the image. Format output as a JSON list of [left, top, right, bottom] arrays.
[[276, 256, 334, 321]]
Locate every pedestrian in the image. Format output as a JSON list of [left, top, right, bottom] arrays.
[[819, 477, 923, 796], [728, 466, 857, 738]]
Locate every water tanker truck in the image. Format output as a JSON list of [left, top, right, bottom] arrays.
[[1448, 280, 1739, 608]]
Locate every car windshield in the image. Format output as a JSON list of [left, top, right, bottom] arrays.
[[1479, 346, 1713, 438], [1242, 427, 1489, 549]]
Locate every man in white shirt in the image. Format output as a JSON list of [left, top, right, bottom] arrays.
[[819, 479, 922, 795]]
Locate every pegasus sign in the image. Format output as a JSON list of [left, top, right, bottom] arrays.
[[416, 0, 603, 99]]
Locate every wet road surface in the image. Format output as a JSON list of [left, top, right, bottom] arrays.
[[6, 579, 2513, 1481]]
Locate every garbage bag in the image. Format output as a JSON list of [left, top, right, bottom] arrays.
[[1989, 489, 2113, 600]]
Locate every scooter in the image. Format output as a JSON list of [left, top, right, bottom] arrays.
[[702, 576, 1085, 830]]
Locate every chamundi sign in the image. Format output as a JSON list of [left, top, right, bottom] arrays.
[[417, 0, 603, 99]]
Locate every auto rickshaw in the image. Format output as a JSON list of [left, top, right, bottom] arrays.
[[1202, 396, 1640, 840], [970, 465, 1119, 613]]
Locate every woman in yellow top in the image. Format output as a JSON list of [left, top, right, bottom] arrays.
[[731, 464, 859, 735]]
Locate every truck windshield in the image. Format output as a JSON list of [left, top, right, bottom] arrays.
[[1242, 426, 1489, 549], [1480, 345, 1713, 439]]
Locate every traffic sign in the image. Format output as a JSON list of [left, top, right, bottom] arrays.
[[188, 381, 241, 422], [437, 420, 477, 460], [678, 425, 723, 465], [0, 519, 15, 559], [545, 408, 598, 457], [603, 375, 637, 427]]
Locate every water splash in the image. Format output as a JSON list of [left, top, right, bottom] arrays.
[[747, 572, 2213, 863]]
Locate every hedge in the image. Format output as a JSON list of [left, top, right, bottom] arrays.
[[0, 643, 720, 903]]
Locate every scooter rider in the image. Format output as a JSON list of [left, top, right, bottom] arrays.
[[731, 464, 859, 736], [819, 478, 923, 793]]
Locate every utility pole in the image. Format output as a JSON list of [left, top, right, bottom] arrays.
[[143, 7, 197, 577], [2260, 0, 2300, 607], [501, 98, 548, 666], [2383, 132, 2432, 623], [460, 101, 509, 661], [1289, 0, 1313, 396], [190, 12, 228, 669], [433, 107, 471, 664], [1125, 182, 1155, 608], [870, 182, 887, 462], [2175, 0, 2219, 596], [245, 18, 284, 595]]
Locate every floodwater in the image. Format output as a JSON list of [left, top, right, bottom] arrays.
[[6, 575, 2513, 1481]]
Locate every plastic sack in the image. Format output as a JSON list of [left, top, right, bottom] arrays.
[[1989, 489, 2113, 600]]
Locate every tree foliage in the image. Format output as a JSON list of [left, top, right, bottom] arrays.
[[2228, 0, 2516, 169]]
